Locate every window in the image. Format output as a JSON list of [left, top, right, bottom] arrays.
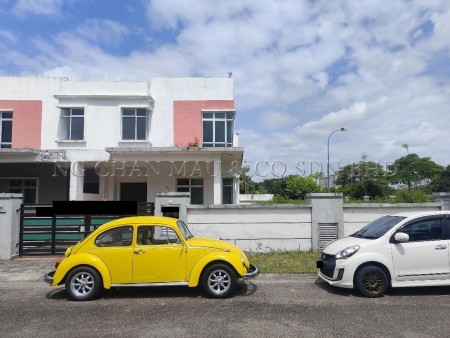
[[202, 111, 234, 147], [137, 225, 180, 245], [177, 178, 204, 204], [223, 178, 234, 204], [122, 108, 148, 140], [0, 178, 37, 203], [0, 111, 12, 148], [398, 218, 443, 241], [60, 108, 84, 140], [95, 226, 133, 247]]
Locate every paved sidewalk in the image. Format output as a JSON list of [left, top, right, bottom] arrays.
[[0, 257, 57, 282]]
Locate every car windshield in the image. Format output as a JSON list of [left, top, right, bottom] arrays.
[[177, 220, 193, 240], [351, 215, 406, 239]]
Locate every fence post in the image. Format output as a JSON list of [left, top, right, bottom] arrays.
[[306, 193, 344, 251], [19, 204, 25, 256], [51, 216, 56, 255]]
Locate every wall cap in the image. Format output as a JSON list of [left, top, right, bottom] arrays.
[[0, 193, 23, 200], [188, 204, 311, 209]]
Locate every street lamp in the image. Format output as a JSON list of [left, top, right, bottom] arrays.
[[327, 128, 347, 192]]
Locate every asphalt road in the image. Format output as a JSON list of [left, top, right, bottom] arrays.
[[1, 258, 450, 337]]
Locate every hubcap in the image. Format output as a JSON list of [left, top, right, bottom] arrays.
[[70, 272, 95, 297], [362, 271, 383, 294], [208, 269, 231, 295]]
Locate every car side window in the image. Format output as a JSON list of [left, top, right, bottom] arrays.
[[137, 225, 180, 245], [398, 218, 443, 242], [95, 226, 133, 247]]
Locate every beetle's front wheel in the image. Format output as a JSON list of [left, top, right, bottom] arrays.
[[65, 266, 102, 301], [202, 264, 237, 298]]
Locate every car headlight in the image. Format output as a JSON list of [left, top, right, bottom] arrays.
[[336, 245, 360, 259]]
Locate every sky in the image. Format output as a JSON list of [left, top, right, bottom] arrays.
[[1, 0, 449, 179]]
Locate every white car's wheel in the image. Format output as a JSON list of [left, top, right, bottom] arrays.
[[354, 266, 388, 298]]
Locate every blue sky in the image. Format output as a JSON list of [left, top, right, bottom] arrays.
[[1, 0, 450, 178]]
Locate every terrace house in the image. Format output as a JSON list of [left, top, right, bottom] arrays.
[[0, 77, 243, 205]]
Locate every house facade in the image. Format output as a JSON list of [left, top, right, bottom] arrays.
[[0, 76, 244, 205]]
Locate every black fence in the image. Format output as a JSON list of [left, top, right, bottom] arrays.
[[19, 202, 154, 256]]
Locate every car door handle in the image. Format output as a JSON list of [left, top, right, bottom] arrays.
[[434, 245, 447, 250], [134, 249, 146, 255]]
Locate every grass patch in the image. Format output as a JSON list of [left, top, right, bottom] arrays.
[[246, 250, 321, 274]]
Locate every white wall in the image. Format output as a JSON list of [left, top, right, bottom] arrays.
[[184, 202, 442, 252], [187, 205, 312, 252]]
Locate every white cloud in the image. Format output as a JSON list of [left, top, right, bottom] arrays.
[[301, 102, 368, 132], [259, 111, 298, 130], [13, 0, 63, 17], [75, 19, 130, 47], [0, 30, 16, 43]]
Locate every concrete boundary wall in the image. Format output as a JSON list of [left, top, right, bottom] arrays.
[[187, 204, 312, 252], [186, 195, 442, 252], [0, 194, 445, 259]]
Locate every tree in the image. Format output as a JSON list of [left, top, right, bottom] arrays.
[[239, 173, 258, 194], [335, 160, 387, 199], [258, 177, 287, 196], [257, 175, 322, 201], [388, 154, 443, 190], [432, 165, 450, 192], [284, 175, 322, 200]]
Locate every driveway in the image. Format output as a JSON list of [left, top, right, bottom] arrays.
[[1, 258, 449, 337]]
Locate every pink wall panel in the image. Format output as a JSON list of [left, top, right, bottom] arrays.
[[0, 100, 42, 149], [173, 100, 234, 147]]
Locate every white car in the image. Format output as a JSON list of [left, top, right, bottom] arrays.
[[317, 211, 450, 297]]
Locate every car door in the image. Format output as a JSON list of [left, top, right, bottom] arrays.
[[391, 216, 450, 282], [133, 225, 187, 283], [89, 225, 134, 284]]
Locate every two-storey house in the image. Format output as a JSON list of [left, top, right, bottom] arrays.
[[0, 77, 243, 205]]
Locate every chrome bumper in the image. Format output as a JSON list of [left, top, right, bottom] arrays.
[[44, 271, 55, 284], [244, 264, 259, 279]]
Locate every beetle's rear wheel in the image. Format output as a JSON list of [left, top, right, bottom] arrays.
[[65, 266, 101, 301], [202, 264, 237, 298]]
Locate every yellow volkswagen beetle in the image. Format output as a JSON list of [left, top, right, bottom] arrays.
[[44, 216, 258, 300]]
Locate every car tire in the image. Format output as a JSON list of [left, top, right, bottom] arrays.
[[202, 264, 237, 298], [354, 265, 388, 298], [65, 266, 102, 301]]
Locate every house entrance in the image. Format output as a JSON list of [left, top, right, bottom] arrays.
[[120, 183, 147, 202]]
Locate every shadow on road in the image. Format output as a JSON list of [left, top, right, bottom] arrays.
[[314, 277, 355, 297], [314, 277, 450, 298], [45, 280, 257, 301]]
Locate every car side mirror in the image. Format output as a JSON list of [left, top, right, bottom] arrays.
[[394, 232, 409, 243]]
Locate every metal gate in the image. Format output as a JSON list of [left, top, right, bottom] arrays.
[[19, 202, 154, 256], [318, 222, 338, 250]]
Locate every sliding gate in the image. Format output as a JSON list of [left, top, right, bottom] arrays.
[[19, 203, 154, 256]]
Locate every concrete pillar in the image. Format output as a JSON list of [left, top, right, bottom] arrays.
[[213, 161, 222, 204], [432, 192, 450, 210], [69, 161, 85, 200], [155, 192, 190, 223], [0, 194, 22, 260], [307, 193, 344, 251]]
